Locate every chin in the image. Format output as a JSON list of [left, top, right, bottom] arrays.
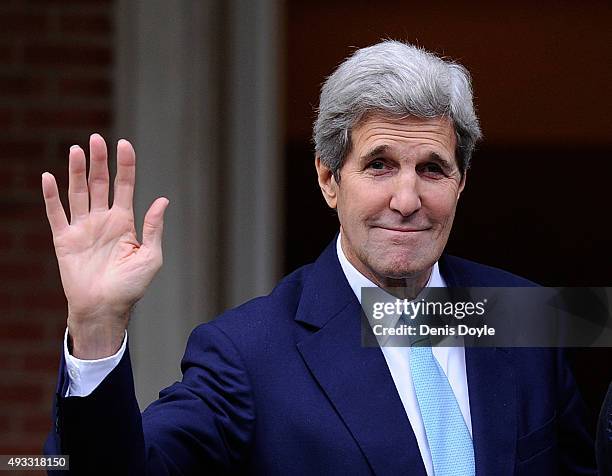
[[372, 256, 433, 281]]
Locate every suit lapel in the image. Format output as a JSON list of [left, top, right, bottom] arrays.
[[297, 301, 427, 476], [295, 240, 426, 476], [465, 347, 517, 475]]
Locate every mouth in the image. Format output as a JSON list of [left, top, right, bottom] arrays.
[[376, 226, 431, 233]]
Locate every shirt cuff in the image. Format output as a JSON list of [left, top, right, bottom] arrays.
[[63, 329, 127, 397]]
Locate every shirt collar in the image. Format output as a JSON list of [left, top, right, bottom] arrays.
[[336, 233, 446, 305], [337, 234, 455, 348]]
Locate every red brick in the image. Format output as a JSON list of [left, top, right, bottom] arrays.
[[0, 348, 19, 371], [0, 261, 46, 280], [0, 174, 13, 188], [22, 413, 52, 433], [0, 13, 47, 36], [0, 443, 48, 456], [0, 292, 14, 311], [0, 43, 14, 63], [24, 108, 111, 129], [14, 468, 47, 476], [22, 351, 61, 373], [24, 44, 111, 67], [0, 203, 44, 221], [59, 77, 111, 97], [32, 232, 54, 251], [22, 231, 53, 250], [0, 231, 13, 250], [19, 291, 65, 311], [49, 318, 67, 338], [27, 0, 111, 4], [0, 1, 114, 463], [0, 322, 46, 342], [23, 170, 50, 194], [0, 75, 47, 98], [59, 13, 112, 35], [0, 414, 8, 431], [0, 384, 43, 404], [0, 0, 114, 456], [0, 139, 45, 160], [0, 106, 13, 128]]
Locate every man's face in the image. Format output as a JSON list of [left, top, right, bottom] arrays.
[[316, 114, 465, 288]]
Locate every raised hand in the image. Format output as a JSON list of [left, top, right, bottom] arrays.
[[42, 134, 169, 359]]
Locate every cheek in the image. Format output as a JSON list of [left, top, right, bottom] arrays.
[[436, 202, 459, 229], [423, 189, 460, 225], [338, 185, 387, 221]]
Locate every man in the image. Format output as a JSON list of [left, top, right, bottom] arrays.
[[43, 41, 596, 474]]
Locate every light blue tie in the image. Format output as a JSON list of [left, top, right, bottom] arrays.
[[411, 340, 475, 476]]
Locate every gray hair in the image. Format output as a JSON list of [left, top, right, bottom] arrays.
[[313, 40, 482, 178]]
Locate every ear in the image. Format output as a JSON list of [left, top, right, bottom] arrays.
[[315, 155, 338, 209], [457, 170, 467, 200]]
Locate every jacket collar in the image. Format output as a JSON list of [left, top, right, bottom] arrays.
[[294, 237, 356, 330], [294, 238, 461, 329]]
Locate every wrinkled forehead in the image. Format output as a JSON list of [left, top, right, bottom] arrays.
[[349, 113, 458, 160], [351, 112, 456, 136]]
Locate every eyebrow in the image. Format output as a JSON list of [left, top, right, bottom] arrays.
[[359, 145, 455, 170], [428, 152, 454, 170], [358, 145, 390, 163]]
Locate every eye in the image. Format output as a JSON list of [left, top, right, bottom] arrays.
[[419, 162, 444, 176], [368, 160, 385, 170]]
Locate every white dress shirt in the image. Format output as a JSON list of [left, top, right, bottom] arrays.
[[63, 329, 126, 397], [65, 235, 472, 476]]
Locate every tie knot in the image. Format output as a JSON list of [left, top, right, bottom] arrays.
[[399, 313, 432, 347], [410, 335, 431, 347]]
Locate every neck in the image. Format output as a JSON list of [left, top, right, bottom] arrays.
[[340, 234, 433, 300], [361, 266, 432, 301]]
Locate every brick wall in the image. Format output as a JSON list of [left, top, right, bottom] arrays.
[[0, 0, 113, 472]]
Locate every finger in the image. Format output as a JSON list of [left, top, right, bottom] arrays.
[[112, 139, 136, 211], [88, 133, 109, 211], [41, 172, 69, 236], [142, 197, 169, 251], [68, 145, 89, 223]]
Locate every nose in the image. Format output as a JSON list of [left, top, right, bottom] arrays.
[[389, 170, 421, 217]]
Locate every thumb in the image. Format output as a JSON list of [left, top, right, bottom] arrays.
[[142, 197, 169, 251]]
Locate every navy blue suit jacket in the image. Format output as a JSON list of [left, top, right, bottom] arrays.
[[45, 239, 596, 475], [597, 382, 612, 475]]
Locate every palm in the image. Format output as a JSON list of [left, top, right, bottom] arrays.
[[42, 135, 168, 357], [55, 208, 145, 314]]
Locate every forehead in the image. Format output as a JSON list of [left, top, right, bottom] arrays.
[[350, 114, 457, 160]]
